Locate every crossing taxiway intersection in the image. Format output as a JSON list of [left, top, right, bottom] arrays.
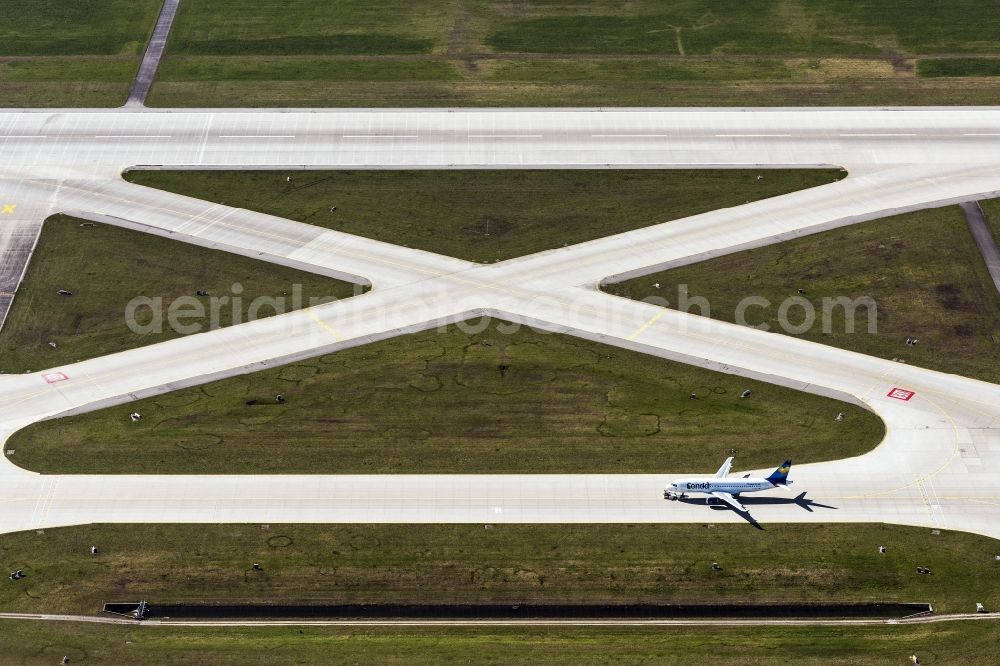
[[0, 107, 998, 537]]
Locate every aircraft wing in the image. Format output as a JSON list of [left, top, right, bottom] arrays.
[[710, 491, 747, 513], [714, 456, 734, 478]]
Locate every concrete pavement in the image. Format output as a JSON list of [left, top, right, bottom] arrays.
[[126, 0, 181, 107], [0, 108, 997, 539], [961, 200, 1000, 295], [0, 188, 52, 335]]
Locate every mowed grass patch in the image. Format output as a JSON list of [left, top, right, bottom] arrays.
[[607, 206, 1000, 384], [157, 56, 459, 82], [0, 56, 138, 106], [0, 215, 359, 375], [488, 58, 795, 83], [146, 77, 1000, 108], [150, 0, 1000, 107], [163, 0, 1000, 60], [820, 0, 1000, 54], [0, 622, 997, 665], [0, 0, 161, 56], [485, 10, 869, 56], [0, 58, 138, 82], [918, 58, 1000, 77], [484, 0, 999, 57], [167, 0, 448, 56], [0, 523, 995, 615], [6, 320, 883, 475], [0, 0, 161, 106], [123, 169, 845, 263], [983, 198, 1000, 249], [0, 81, 135, 108]]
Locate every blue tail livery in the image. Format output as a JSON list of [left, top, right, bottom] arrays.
[[765, 460, 792, 486]]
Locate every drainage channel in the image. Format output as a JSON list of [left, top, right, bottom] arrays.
[[105, 602, 932, 621]]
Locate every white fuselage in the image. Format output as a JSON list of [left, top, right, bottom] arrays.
[[667, 477, 784, 496]]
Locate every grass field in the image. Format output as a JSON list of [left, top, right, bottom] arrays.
[[6, 1, 1000, 107], [123, 169, 843, 263], [918, 58, 1000, 78], [1, 621, 997, 665], [980, 198, 1000, 250], [0, 0, 161, 106], [607, 206, 1000, 385], [5, 318, 882, 474], [0, 523, 995, 615], [0, 215, 358, 375], [145, 0, 1000, 107]]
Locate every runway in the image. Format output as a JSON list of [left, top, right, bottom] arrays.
[[0, 107, 998, 538]]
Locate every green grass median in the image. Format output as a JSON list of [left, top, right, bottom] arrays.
[[0, 621, 996, 665], [5, 319, 882, 474], [0, 523, 994, 615], [147, 0, 1000, 107], [0, 0, 161, 106], [123, 169, 844, 263], [607, 205, 1000, 385], [0, 215, 359, 374]]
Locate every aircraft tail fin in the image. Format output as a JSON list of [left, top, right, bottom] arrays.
[[766, 460, 792, 486]]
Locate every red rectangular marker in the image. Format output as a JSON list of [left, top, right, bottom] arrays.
[[887, 387, 915, 401], [42, 372, 69, 384]]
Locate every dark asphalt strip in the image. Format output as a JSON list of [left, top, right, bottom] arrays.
[[127, 0, 181, 107], [0, 611, 997, 628], [960, 200, 1000, 295]]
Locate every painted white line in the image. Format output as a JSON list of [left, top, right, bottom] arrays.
[[3, 135, 46, 139], [218, 135, 296, 139], [468, 134, 543, 138], [94, 135, 171, 139], [342, 135, 418, 139], [839, 133, 917, 137], [714, 134, 793, 137], [963, 133, 1000, 136], [196, 112, 214, 165]]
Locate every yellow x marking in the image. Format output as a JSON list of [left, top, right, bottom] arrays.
[[1, 204, 15, 214]]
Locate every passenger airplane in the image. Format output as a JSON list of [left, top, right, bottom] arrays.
[[664, 457, 792, 513]]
